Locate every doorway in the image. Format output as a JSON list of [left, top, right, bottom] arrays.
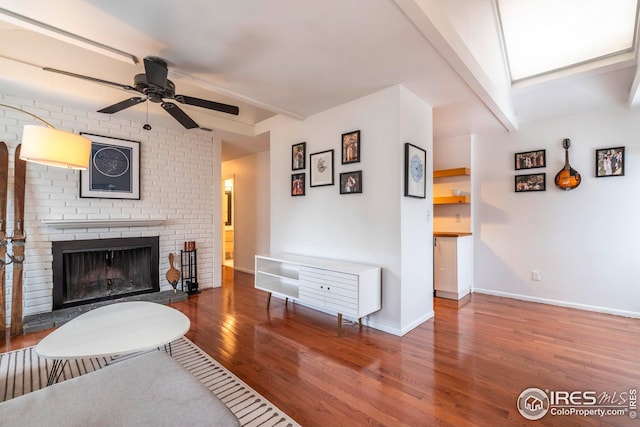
[[222, 177, 234, 268]]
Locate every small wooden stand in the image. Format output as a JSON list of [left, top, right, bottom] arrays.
[[180, 249, 200, 295]]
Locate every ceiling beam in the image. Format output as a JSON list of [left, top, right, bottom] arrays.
[[169, 71, 305, 122], [394, 0, 518, 132], [0, 7, 137, 65], [628, 64, 640, 107], [627, 8, 640, 108]]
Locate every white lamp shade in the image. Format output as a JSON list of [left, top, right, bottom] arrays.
[[19, 125, 91, 170]]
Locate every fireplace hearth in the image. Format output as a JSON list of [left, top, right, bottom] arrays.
[[52, 237, 160, 310]]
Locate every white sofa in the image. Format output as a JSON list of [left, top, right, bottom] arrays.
[[0, 351, 240, 426]]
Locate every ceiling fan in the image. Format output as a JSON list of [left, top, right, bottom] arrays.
[[43, 56, 239, 129]]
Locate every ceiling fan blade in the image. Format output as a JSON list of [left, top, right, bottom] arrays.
[[174, 95, 239, 116], [98, 97, 146, 114], [161, 102, 199, 129], [43, 67, 135, 91], [144, 56, 168, 89]]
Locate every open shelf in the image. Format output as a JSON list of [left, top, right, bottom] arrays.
[[433, 196, 470, 205], [255, 256, 302, 299], [255, 278, 299, 299], [255, 258, 299, 281], [258, 267, 298, 281], [433, 168, 470, 178]]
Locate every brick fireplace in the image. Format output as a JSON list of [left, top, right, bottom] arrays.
[[3, 92, 217, 328], [51, 237, 160, 310]]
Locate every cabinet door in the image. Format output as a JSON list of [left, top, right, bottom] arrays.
[[299, 267, 327, 307], [322, 270, 358, 316], [299, 267, 358, 316], [434, 237, 457, 293]]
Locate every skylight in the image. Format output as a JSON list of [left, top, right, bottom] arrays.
[[497, 0, 638, 81]]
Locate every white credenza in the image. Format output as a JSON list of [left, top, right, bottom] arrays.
[[255, 253, 382, 335]]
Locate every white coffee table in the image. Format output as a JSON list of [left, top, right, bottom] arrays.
[[36, 301, 190, 385]]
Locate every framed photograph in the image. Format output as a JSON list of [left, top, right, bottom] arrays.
[[515, 149, 546, 170], [404, 143, 426, 198], [292, 142, 306, 170], [310, 149, 334, 187], [515, 173, 546, 192], [291, 173, 305, 196], [340, 171, 362, 194], [342, 130, 360, 164], [595, 146, 624, 177], [80, 133, 140, 199]]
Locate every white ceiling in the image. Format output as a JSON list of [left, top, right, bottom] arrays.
[[0, 0, 639, 161]]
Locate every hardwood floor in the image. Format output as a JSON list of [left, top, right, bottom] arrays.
[[4, 267, 640, 426]]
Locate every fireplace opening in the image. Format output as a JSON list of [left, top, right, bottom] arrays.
[[52, 237, 159, 310]]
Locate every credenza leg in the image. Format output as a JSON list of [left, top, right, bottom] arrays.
[[285, 297, 288, 307], [358, 318, 362, 331], [266, 292, 272, 309], [337, 313, 342, 337]]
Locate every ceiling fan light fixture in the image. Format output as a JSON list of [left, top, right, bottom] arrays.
[[20, 125, 91, 170], [43, 57, 239, 129]]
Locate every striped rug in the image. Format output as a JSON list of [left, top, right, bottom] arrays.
[[0, 337, 300, 427]]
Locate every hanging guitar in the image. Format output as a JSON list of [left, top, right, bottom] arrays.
[[554, 138, 581, 190]]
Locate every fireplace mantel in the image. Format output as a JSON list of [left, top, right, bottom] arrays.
[[42, 218, 166, 229]]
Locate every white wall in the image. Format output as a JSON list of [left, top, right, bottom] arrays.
[[221, 150, 270, 273], [257, 85, 434, 335], [474, 102, 640, 317], [399, 86, 434, 331], [0, 91, 222, 321]]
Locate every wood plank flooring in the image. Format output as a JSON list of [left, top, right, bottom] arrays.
[[4, 267, 640, 426]]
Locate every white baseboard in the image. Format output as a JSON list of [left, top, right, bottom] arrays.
[[362, 311, 434, 337], [233, 266, 254, 274], [435, 288, 470, 300], [398, 311, 434, 336], [473, 288, 640, 319]]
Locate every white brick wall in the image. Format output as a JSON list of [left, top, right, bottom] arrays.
[[0, 92, 222, 320]]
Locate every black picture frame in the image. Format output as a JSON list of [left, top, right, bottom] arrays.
[[515, 173, 546, 192], [404, 143, 426, 198], [291, 173, 305, 196], [595, 146, 624, 177], [339, 171, 362, 194], [79, 133, 140, 199], [342, 130, 360, 164], [310, 149, 334, 187], [515, 149, 546, 170], [292, 142, 306, 170]]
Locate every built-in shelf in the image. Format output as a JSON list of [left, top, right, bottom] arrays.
[[433, 196, 470, 205], [433, 168, 470, 178], [433, 167, 471, 205], [42, 219, 166, 229], [434, 231, 472, 237]]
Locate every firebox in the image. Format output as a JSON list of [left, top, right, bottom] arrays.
[[52, 237, 160, 310]]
